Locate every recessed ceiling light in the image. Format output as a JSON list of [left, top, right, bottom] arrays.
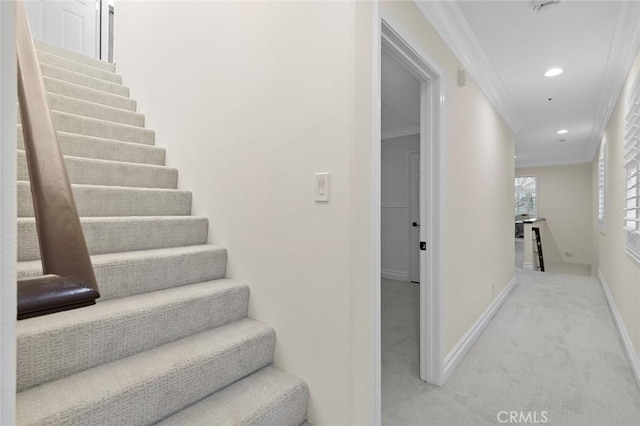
[[545, 67, 564, 77], [557, 129, 568, 134]]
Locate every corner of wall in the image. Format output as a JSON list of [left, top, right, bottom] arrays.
[[0, 1, 17, 423], [597, 270, 640, 390]]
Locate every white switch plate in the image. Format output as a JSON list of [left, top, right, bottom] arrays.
[[315, 172, 330, 202]]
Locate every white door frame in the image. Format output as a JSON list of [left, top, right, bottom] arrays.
[[375, 10, 445, 417], [408, 151, 420, 283]]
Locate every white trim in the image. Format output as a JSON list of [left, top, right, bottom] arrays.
[[522, 262, 535, 271], [380, 6, 445, 386], [381, 202, 408, 209], [381, 125, 420, 140], [0, 2, 17, 423], [587, 1, 640, 162], [372, 4, 382, 425], [598, 270, 640, 391], [516, 157, 593, 169], [442, 277, 517, 382], [415, 0, 524, 133], [381, 268, 409, 282]]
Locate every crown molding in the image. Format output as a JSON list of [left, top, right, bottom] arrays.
[[515, 155, 592, 170], [587, 1, 640, 162], [415, 0, 524, 133], [381, 125, 420, 140]]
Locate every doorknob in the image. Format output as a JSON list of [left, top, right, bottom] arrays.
[[412, 222, 420, 227]]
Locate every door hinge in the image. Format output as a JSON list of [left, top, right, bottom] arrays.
[[420, 241, 426, 251]]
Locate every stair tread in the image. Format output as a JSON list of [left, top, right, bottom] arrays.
[[49, 110, 155, 144], [34, 40, 116, 72], [17, 244, 221, 275], [17, 181, 192, 217], [18, 216, 209, 261], [157, 365, 309, 426], [41, 62, 129, 97], [44, 76, 136, 111], [17, 279, 249, 392], [47, 92, 144, 127], [18, 126, 165, 165], [17, 318, 275, 426], [37, 49, 122, 84], [17, 150, 175, 172]]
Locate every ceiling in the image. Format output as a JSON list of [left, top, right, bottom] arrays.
[[419, 0, 640, 168], [381, 49, 420, 137]]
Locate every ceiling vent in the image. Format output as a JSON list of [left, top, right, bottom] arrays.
[[532, 1, 561, 12]]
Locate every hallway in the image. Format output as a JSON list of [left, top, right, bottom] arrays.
[[381, 272, 640, 425]]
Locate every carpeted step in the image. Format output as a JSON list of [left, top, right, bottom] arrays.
[[47, 92, 144, 127], [17, 127, 165, 165], [16, 318, 275, 426], [18, 216, 208, 261], [18, 182, 192, 217], [17, 245, 227, 301], [48, 111, 154, 144], [157, 365, 309, 426], [37, 50, 122, 84], [17, 279, 249, 392], [35, 39, 116, 72], [44, 76, 136, 111], [17, 151, 177, 189], [40, 62, 129, 97]]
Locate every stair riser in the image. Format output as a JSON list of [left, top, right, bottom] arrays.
[[17, 151, 177, 189], [157, 366, 309, 426], [17, 322, 275, 426], [48, 93, 144, 127], [41, 62, 129, 97], [44, 77, 136, 111], [17, 281, 249, 392], [35, 41, 116, 72], [17, 128, 165, 165], [17, 247, 227, 301], [17, 182, 192, 217], [37, 50, 122, 84], [18, 217, 208, 261], [50, 111, 155, 145]]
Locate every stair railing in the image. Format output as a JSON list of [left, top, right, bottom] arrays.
[[16, 0, 100, 320]]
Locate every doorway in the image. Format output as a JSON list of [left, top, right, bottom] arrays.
[[23, 0, 114, 63], [377, 15, 445, 415]]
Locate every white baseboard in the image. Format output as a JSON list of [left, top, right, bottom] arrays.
[[442, 276, 517, 382], [598, 270, 640, 391], [522, 262, 534, 271], [381, 268, 409, 282]]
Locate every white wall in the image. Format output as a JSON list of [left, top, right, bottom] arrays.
[[517, 163, 593, 266], [381, 135, 419, 281], [0, 1, 17, 423], [115, 2, 376, 424], [115, 0, 514, 421], [594, 48, 640, 381], [381, 1, 515, 356]]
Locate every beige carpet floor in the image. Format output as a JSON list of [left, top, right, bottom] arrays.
[[382, 272, 640, 425]]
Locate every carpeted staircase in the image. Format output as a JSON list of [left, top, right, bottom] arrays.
[[15, 40, 309, 425]]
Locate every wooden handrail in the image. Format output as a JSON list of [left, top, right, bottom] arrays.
[[16, 0, 99, 319]]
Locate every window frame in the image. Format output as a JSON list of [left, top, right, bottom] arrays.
[[597, 140, 606, 233], [624, 73, 640, 263], [515, 175, 538, 218]]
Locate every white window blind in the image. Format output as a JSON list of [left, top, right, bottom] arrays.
[[625, 73, 640, 262], [597, 141, 606, 231]]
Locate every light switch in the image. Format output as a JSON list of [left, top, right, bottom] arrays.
[[315, 172, 330, 202]]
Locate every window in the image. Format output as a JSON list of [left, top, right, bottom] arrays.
[[625, 73, 640, 262], [515, 176, 536, 217], [597, 140, 606, 232]]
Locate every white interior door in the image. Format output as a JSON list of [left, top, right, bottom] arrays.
[[24, 0, 98, 58], [409, 151, 420, 283]]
